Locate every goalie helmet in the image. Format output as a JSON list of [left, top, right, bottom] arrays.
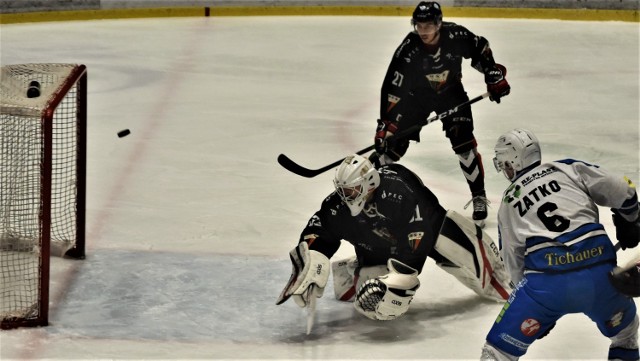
[[411, 1, 443, 25], [493, 128, 541, 181], [334, 154, 380, 216]]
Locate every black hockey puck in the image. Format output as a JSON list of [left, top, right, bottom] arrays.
[[27, 81, 40, 98], [117, 129, 131, 138]]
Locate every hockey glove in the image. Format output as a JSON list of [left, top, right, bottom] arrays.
[[612, 208, 640, 250], [608, 263, 640, 297], [485, 64, 510, 104], [354, 258, 420, 321], [374, 119, 398, 155], [276, 242, 330, 307]]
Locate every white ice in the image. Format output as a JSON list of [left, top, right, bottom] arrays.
[[0, 15, 638, 360]]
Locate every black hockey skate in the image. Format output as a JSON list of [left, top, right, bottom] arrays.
[[465, 195, 490, 228]]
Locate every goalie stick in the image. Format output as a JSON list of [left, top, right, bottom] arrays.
[[306, 284, 317, 335], [277, 92, 491, 178]]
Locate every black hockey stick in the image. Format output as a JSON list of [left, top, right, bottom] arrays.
[[278, 92, 491, 178]]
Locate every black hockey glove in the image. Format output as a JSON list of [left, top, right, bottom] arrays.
[[374, 119, 398, 155], [612, 208, 640, 250], [608, 265, 640, 298], [485, 64, 510, 104]]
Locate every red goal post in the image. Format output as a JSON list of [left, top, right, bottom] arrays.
[[1, 63, 87, 329]]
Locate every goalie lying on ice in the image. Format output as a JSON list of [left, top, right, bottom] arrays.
[[277, 154, 511, 321]]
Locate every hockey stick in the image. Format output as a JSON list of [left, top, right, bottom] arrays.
[[277, 92, 491, 178], [306, 284, 317, 335]]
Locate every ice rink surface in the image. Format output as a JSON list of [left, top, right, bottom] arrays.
[[0, 15, 639, 360]]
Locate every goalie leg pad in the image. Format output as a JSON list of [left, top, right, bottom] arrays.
[[355, 264, 388, 292], [276, 242, 330, 307], [331, 256, 358, 301], [435, 210, 511, 301]]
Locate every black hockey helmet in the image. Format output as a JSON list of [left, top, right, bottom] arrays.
[[411, 2, 443, 25]]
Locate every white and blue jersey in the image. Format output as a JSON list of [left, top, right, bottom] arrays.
[[487, 159, 639, 359], [498, 159, 638, 285]]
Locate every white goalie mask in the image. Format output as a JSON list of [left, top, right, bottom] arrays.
[[493, 128, 541, 181], [334, 155, 380, 216]]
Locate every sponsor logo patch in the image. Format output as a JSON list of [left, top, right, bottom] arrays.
[[520, 318, 541, 337]]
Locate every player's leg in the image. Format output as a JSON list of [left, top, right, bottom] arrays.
[[331, 255, 388, 302], [482, 276, 561, 359], [437, 87, 488, 225]]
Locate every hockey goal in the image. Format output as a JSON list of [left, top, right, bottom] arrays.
[[0, 63, 87, 329]]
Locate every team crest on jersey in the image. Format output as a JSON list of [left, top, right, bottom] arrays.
[[426, 70, 449, 91], [407, 232, 424, 252], [502, 184, 522, 204], [606, 311, 625, 328], [520, 318, 541, 337]]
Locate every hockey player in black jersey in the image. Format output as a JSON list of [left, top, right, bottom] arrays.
[[373, 1, 511, 227], [277, 154, 512, 322]]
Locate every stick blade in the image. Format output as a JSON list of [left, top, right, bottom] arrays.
[[277, 154, 321, 178], [306, 285, 317, 335]]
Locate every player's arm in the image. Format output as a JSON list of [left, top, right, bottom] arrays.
[[456, 26, 510, 103], [498, 221, 525, 286], [379, 35, 416, 122], [276, 197, 343, 307], [563, 160, 639, 250], [375, 35, 418, 160]]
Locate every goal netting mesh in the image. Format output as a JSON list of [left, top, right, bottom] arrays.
[[1, 63, 86, 326]]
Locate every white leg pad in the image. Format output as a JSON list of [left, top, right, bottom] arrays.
[[435, 210, 512, 301], [331, 256, 358, 302], [356, 264, 388, 292], [332, 257, 389, 302]]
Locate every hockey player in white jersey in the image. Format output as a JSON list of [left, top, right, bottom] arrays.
[[481, 128, 639, 361]]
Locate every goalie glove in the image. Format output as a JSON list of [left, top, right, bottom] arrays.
[[276, 242, 330, 307], [354, 258, 420, 321]]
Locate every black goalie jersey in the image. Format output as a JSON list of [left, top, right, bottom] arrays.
[[299, 164, 447, 273]]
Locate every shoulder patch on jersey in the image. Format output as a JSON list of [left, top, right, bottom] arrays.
[[556, 158, 599, 168], [624, 176, 636, 189]]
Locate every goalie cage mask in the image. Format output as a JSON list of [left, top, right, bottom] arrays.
[[334, 155, 380, 217]]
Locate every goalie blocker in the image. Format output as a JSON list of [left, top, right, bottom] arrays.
[[333, 210, 512, 317]]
